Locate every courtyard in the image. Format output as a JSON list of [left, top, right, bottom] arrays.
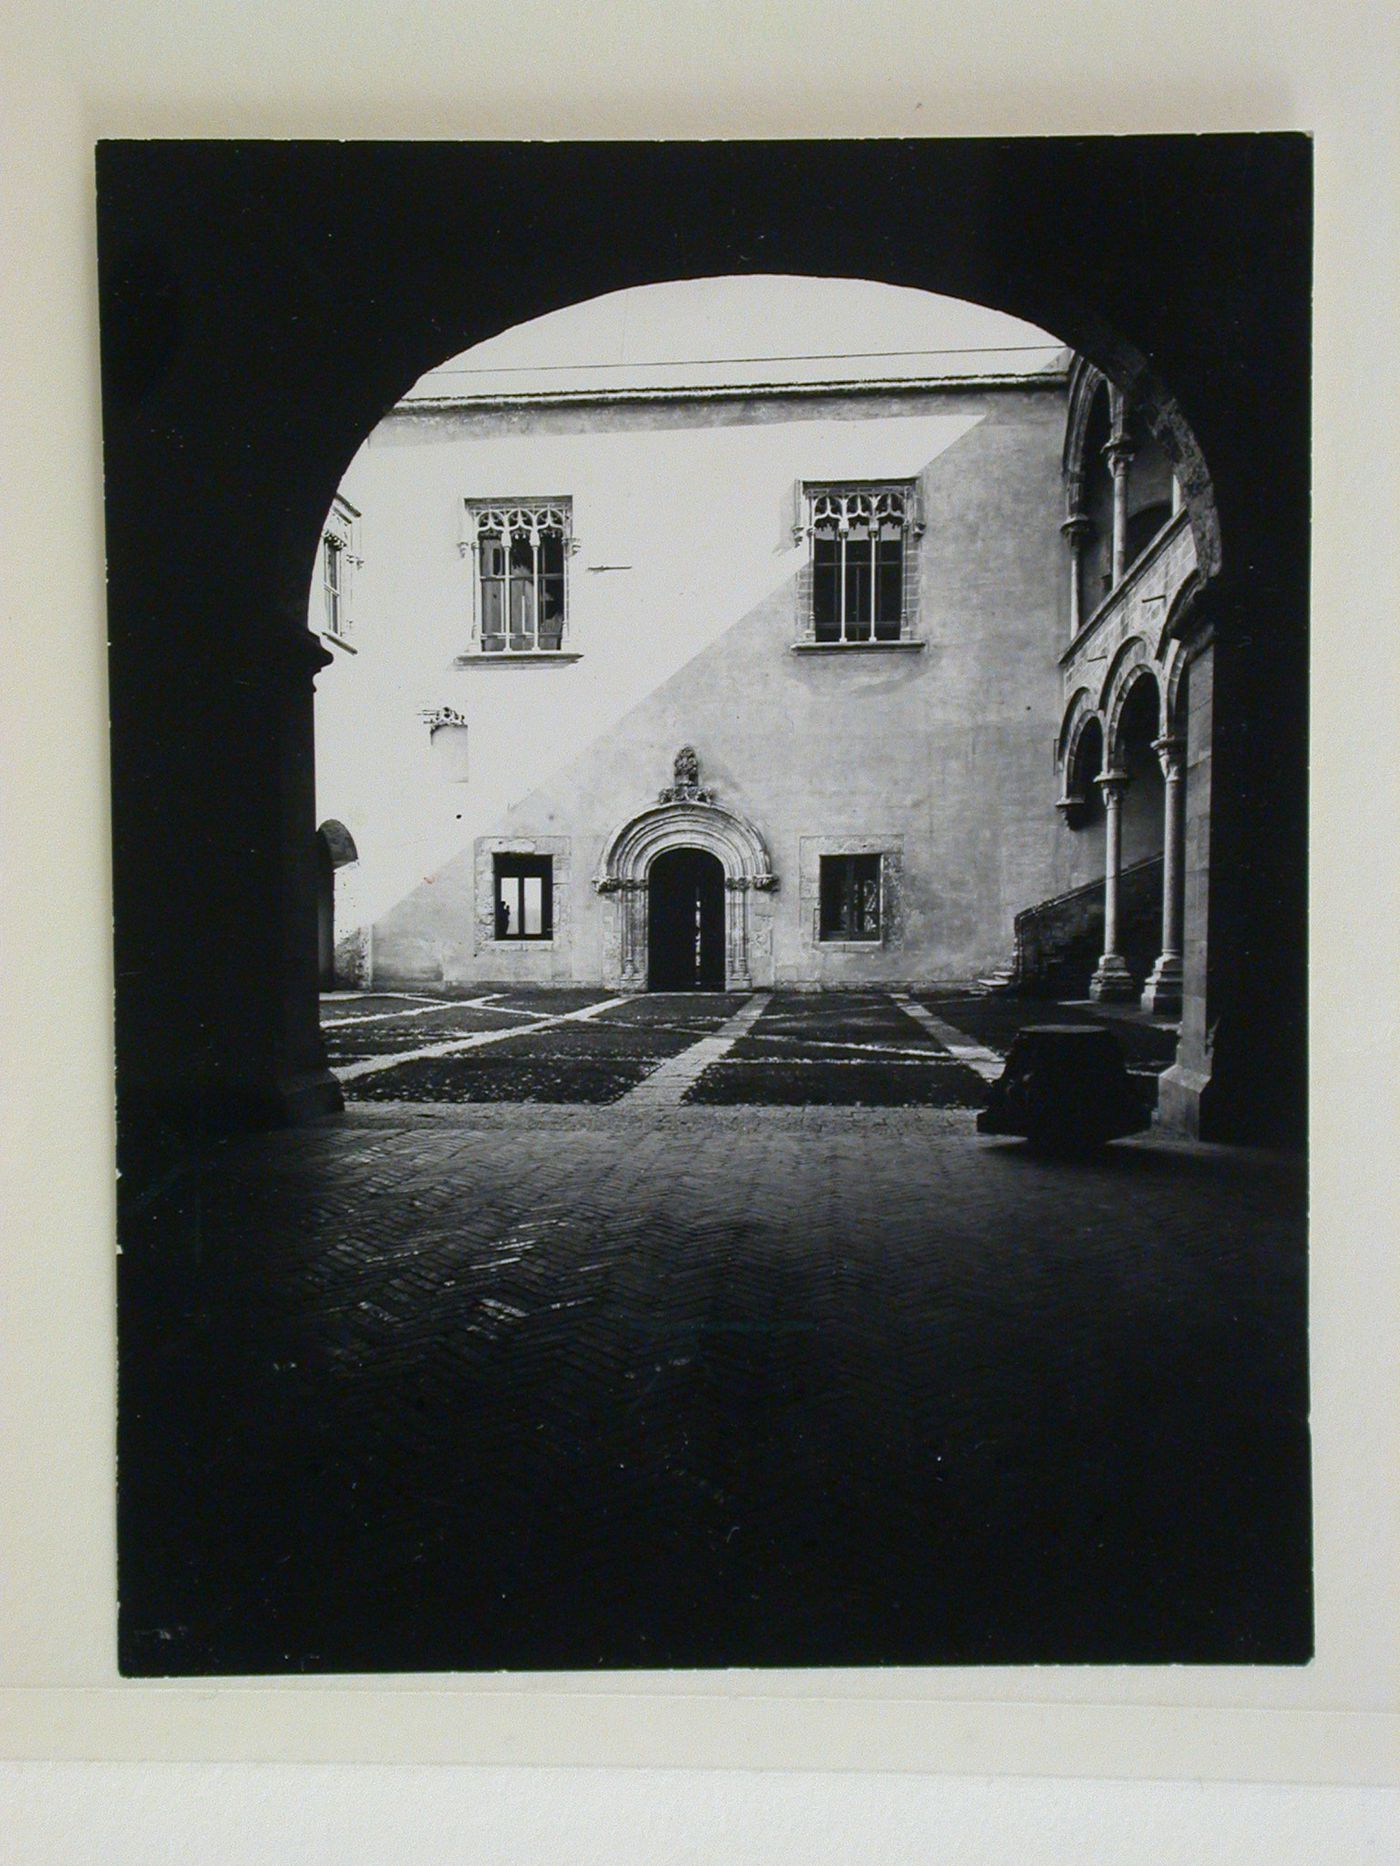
[[320, 985, 1178, 1108], [116, 988, 1309, 1676]]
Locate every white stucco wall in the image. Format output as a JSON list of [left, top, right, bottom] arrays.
[[315, 382, 1077, 985]]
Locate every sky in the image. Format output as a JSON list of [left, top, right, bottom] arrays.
[[402, 275, 1067, 400]]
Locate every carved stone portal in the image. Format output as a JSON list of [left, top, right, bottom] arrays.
[[596, 753, 776, 989]]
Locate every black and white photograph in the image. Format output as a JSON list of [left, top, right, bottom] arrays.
[[98, 137, 1315, 1678]]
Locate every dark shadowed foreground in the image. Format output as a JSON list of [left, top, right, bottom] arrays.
[[118, 1002, 1308, 1674]]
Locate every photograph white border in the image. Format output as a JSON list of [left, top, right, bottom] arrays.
[[0, 0, 1395, 1819]]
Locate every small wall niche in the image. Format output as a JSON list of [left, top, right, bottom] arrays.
[[425, 709, 470, 783]]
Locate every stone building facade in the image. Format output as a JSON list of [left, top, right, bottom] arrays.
[[313, 306, 1195, 1005]]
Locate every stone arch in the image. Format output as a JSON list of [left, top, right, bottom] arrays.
[[104, 141, 1312, 1149], [1160, 637, 1191, 740], [1060, 708, 1107, 832], [1105, 661, 1168, 891], [1105, 638, 1157, 746], [1062, 360, 1113, 491], [595, 799, 776, 990], [1057, 686, 1097, 776], [1100, 638, 1162, 756]]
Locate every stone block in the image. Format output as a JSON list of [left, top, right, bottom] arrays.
[[977, 1023, 1149, 1150]]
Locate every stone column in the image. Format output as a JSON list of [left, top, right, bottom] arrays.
[[272, 625, 346, 1123], [620, 879, 648, 989], [724, 877, 752, 990], [1157, 630, 1219, 1136], [1060, 512, 1094, 636], [1104, 436, 1135, 587], [1141, 735, 1186, 1015], [596, 876, 649, 989], [1089, 770, 1136, 1001]]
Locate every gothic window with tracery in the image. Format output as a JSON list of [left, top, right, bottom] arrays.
[[802, 484, 919, 644], [465, 500, 573, 654]]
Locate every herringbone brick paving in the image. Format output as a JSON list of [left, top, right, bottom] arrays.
[[119, 1056, 1310, 1674]]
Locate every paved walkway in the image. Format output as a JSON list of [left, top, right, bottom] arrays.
[[335, 993, 628, 1082], [890, 992, 1004, 1081], [622, 991, 773, 1106]]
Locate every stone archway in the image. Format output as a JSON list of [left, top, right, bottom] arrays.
[[99, 140, 1309, 1148], [595, 750, 777, 991]]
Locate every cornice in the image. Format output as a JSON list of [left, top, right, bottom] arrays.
[[391, 370, 1070, 417]]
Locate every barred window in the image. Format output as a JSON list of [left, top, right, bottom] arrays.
[[323, 535, 344, 636], [319, 495, 360, 642], [819, 854, 882, 941], [466, 500, 572, 655], [804, 484, 916, 644], [493, 853, 553, 940]]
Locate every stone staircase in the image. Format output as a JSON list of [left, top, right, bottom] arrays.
[[975, 959, 1019, 994], [985, 856, 1165, 999]]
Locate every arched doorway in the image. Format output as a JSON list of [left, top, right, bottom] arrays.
[[647, 847, 725, 991], [595, 763, 777, 991]]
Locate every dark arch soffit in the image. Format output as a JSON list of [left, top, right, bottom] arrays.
[[96, 137, 1310, 617], [101, 143, 1314, 533]]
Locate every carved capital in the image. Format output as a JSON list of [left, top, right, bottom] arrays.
[[1102, 437, 1135, 478], [1060, 514, 1094, 549], [724, 876, 750, 893], [1152, 734, 1186, 781], [421, 706, 468, 730], [1096, 769, 1131, 807], [1056, 794, 1086, 826], [750, 873, 779, 892]]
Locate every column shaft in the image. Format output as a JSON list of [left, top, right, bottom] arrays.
[[1060, 513, 1093, 637], [1090, 771, 1135, 1001], [1105, 440, 1134, 587], [1142, 736, 1186, 1014]]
